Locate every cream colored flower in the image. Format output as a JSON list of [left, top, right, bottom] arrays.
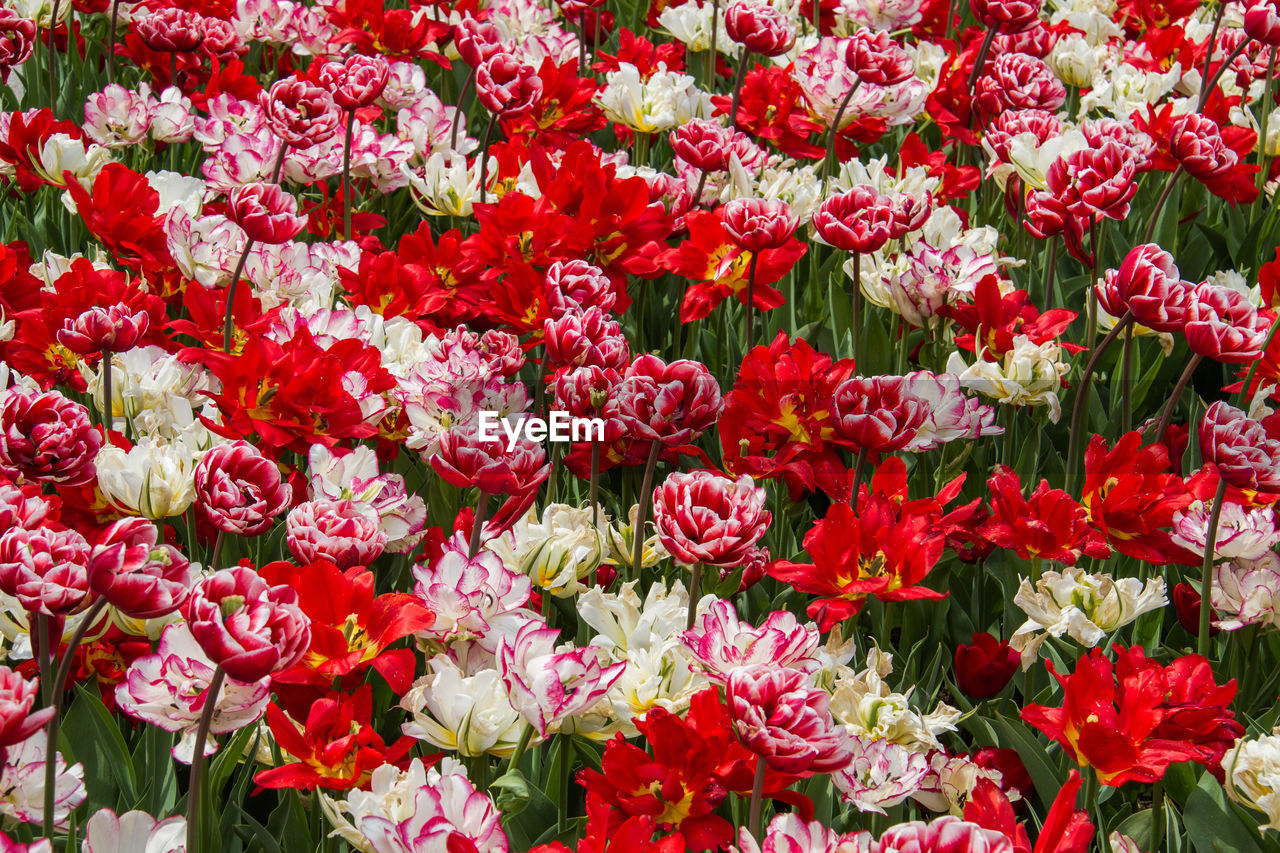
[[404, 151, 487, 217], [946, 336, 1072, 422], [487, 504, 604, 598], [829, 648, 959, 752], [94, 436, 202, 519], [596, 64, 711, 133], [321, 758, 468, 853], [400, 655, 531, 758], [1224, 729, 1280, 832], [1009, 567, 1167, 668]]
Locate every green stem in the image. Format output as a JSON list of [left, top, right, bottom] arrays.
[[185, 665, 226, 853], [727, 47, 750, 131], [1153, 353, 1204, 447], [1120, 323, 1134, 435], [221, 240, 254, 354], [1199, 477, 1228, 658], [1142, 167, 1183, 244], [686, 563, 703, 630], [1065, 311, 1133, 494], [630, 441, 661, 579], [747, 757, 767, 840], [468, 491, 492, 559], [1257, 47, 1277, 199], [850, 252, 862, 364], [848, 447, 868, 508], [341, 108, 355, 239], [1151, 778, 1165, 851], [744, 251, 758, 354], [43, 598, 108, 840], [503, 722, 535, 776], [820, 78, 863, 189], [1236, 318, 1280, 407]]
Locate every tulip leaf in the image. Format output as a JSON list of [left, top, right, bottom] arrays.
[[491, 769, 533, 817], [63, 686, 140, 812], [131, 724, 179, 816], [1184, 769, 1265, 853], [989, 710, 1065, 812]]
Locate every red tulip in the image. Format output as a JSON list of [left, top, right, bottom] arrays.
[[135, 7, 205, 53], [0, 10, 36, 74], [726, 666, 851, 775], [0, 526, 90, 616], [194, 440, 293, 537], [724, 0, 796, 57], [318, 55, 389, 110], [475, 53, 543, 117], [977, 466, 1110, 564], [844, 29, 915, 85], [544, 307, 631, 372], [185, 566, 311, 682], [88, 518, 193, 619], [811, 186, 897, 253], [954, 633, 1020, 700], [1169, 114, 1237, 181], [721, 198, 799, 253], [0, 389, 101, 486], [1245, 0, 1280, 46], [259, 78, 342, 148], [0, 666, 52, 748], [1184, 282, 1270, 363], [615, 355, 723, 449], [227, 182, 307, 245], [1198, 401, 1280, 492], [1172, 582, 1218, 636], [1095, 243, 1191, 333], [970, 0, 1042, 32], [57, 304, 150, 355], [454, 17, 504, 67], [651, 470, 771, 568]]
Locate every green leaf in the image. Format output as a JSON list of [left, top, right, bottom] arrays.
[[491, 769, 533, 818], [1184, 769, 1266, 853], [989, 710, 1065, 812], [62, 686, 139, 811]]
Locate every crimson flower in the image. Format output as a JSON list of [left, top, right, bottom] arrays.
[[977, 466, 1110, 564], [135, 7, 205, 53], [1169, 114, 1237, 181], [724, 0, 796, 56], [954, 633, 1020, 700], [1022, 646, 1242, 786], [1198, 401, 1280, 492], [844, 29, 915, 84], [258, 77, 342, 147], [261, 560, 434, 698], [1245, 0, 1280, 45], [88, 518, 193, 619], [1095, 243, 1192, 333], [720, 199, 799, 252], [0, 388, 101, 486], [254, 684, 413, 791], [0, 666, 52, 748], [0, 11, 35, 76], [1081, 431, 1196, 564], [727, 666, 851, 775], [185, 566, 311, 683], [56, 305, 149, 356], [1184, 282, 1270, 363], [227, 183, 307, 245], [971, 0, 1042, 31], [829, 376, 929, 454], [615, 355, 723, 451], [651, 471, 771, 568], [811, 186, 897, 254], [194, 440, 292, 537], [0, 526, 90, 616]]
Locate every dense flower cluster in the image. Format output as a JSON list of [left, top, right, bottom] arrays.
[[0, 0, 1276, 848]]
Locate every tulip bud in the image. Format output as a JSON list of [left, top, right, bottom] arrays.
[[954, 632, 1020, 699]]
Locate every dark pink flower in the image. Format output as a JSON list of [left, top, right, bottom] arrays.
[[1184, 283, 1270, 363], [726, 666, 851, 775], [227, 182, 307, 245], [431, 424, 550, 497], [0, 526, 90, 615], [724, 0, 796, 57], [1096, 243, 1192, 332], [184, 566, 311, 682], [1198, 401, 1280, 492], [475, 53, 543, 117], [258, 77, 342, 148], [975, 52, 1066, 117], [135, 7, 205, 52], [1169, 114, 1237, 181], [651, 470, 771, 568], [454, 17, 505, 67], [0, 10, 36, 73], [1245, 0, 1280, 46], [0, 389, 101, 486], [830, 376, 930, 453], [970, 0, 1042, 31], [0, 666, 52, 748], [319, 54, 389, 110], [670, 119, 734, 173], [56, 304, 150, 355], [88, 518, 192, 619], [844, 29, 914, 85], [194, 440, 293, 537], [811, 186, 897, 253], [544, 259, 616, 317], [1045, 140, 1138, 222], [615, 355, 723, 448], [544, 307, 631, 372], [721, 198, 799, 252]]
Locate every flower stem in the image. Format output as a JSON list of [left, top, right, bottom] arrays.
[[1199, 476, 1228, 658], [744, 251, 759, 353], [686, 563, 703, 630], [706, 0, 720, 85], [746, 757, 767, 840], [100, 347, 113, 433], [1142, 167, 1183, 244], [43, 597, 107, 840], [557, 733, 571, 835], [34, 613, 53, 706], [477, 112, 497, 205], [820, 78, 862, 190], [106, 0, 121, 84], [1120, 322, 1134, 435], [468, 491, 493, 559], [185, 665, 226, 853], [450, 68, 476, 152], [47, 0, 60, 115], [849, 252, 862, 364], [848, 447, 867, 509], [630, 441, 662, 579], [1198, 37, 1250, 111], [1152, 352, 1204, 447], [728, 47, 750, 131], [341, 107, 355, 240], [966, 26, 998, 91], [504, 722, 534, 776], [1236, 319, 1280, 407], [221, 239, 255, 354], [1065, 311, 1133, 494], [589, 442, 601, 528], [1151, 778, 1166, 851]]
